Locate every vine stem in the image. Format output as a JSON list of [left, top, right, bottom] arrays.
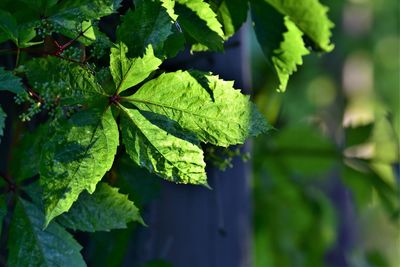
[[15, 48, 20, 67]]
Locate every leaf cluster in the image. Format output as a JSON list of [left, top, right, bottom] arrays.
[[0, 0, 334, 265]]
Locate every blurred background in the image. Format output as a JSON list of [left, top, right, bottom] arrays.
[[251, 0, 399, 266]]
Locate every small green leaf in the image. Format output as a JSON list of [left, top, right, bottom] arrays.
[[263, 0, 334, 52], [175, 0, 225, 51], [251, 0, 310, 92], [0, 67, 25, 94], [58, 182, 143, 232], [110, 43, 162, 94], [126, 71, 269, 147], [120, 106, 207, 185], [8, 198, 85, 267], [40, 108, 119, 226]]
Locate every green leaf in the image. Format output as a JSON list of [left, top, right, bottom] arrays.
[[120, 106, 207, 185], [0, 9, 18, 43], [40, 108, 119, 226], [213, 0, 249, 39], [251, 0, 309, 92], [8, 198, 85, 267], [110, 43, 162, 94], [0, 106, 5, 142], [47, 0, 122, 43], [0, 67, 25, 94], [117, 0, 180, 58], [0, 9, 38, 47], [263, 0, 334, 52], [58, 182, 143, 232], [126, 71, 269, 147], [175, 0, 225, 51]]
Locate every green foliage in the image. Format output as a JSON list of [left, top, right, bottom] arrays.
[[0, 0, 337, 265], [252, 1, 399, 264], [251, 0, 333, 91]]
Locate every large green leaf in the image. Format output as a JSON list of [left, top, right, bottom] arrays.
[[120, 106, 207, 185], [126, 71, 269, 147], [8, 198, 85, 267], [0, 67, 25, 94], [263, 0, 334, 52], [175, 0, 225, 51], [40, 108, 119, 226], [58, 182, 143, 232], [251, 0, 309, 92], [110, 43, 162, 94], [0, 106, 5, 142], [117, 0, 180, 58]]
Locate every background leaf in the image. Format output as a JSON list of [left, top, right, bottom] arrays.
[[251, 0, 309, 92], [263, 0, 334, 52], [175, 0, 225, 51], [212, 0, 249, 39]]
